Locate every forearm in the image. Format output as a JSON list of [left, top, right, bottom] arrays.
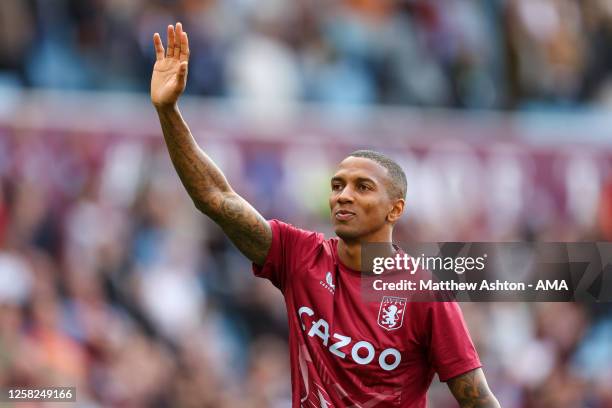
[[207, 192, 272, 265], [155, 104, 271, 264], [448, 369, 501, 408], [156, 103, 232, 208]]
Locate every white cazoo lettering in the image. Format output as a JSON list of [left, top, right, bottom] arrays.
[[298, 306, 314, 330], [297, 305, 402, 371], [351, 341, 375, 365], [379, 348, 401, 371], [308, 318, 330, 346], [329, 334, 351, 358]]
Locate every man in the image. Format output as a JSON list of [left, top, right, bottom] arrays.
[[151, 23, 501, 408]]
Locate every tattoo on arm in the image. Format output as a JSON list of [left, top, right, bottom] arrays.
[[157, 106, 272, 265], [157, 105, 231, 199], [209, 192, 272, 266], [447, 368, 501, 408]]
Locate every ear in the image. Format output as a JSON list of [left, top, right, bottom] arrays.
[[387, 198, 405, 224]]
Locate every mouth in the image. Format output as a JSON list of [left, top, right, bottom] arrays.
[[334, 209, 356, 222]]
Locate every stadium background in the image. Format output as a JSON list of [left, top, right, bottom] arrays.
[[1, 0, 612, 406]]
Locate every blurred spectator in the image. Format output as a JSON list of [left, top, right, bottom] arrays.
[[0, 118, 611, 405], [4, 0, 612, 111], [1, 0, 612, 406]]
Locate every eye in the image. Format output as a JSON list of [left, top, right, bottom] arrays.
[[331, 183, 343, 191], [358, 183, 370, 192]]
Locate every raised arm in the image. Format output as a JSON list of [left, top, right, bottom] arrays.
[[151, 23, 271, 265], [447, 368, 501, 408]]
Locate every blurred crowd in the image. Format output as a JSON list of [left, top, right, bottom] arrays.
[[0, 121, 611, 407], [3, 0, 612, 110], [1, 0, 612, 407]]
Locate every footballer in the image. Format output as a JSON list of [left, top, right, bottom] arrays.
[[151, 23, 501, 408]]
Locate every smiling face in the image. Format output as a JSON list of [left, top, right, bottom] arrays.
[[329, 157, 404, 243]]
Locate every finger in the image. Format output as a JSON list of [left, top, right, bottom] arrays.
[[153, 33, 164, 61], [167, 25, 175, 57], [180, 32, 190, 62], [174, 22, 183, 60]]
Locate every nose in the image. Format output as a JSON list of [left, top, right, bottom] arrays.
[[337, 186, 355, 204]]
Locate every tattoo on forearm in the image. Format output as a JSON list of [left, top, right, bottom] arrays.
[[447, 369, 500, 408], [211, 192, 271, 265], [158, 107, 230, 195], [157, 107, 272, 265]]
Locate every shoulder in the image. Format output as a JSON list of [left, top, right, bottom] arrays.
[[406, 301, 467, 335], [268, 219, 329, 252], [412, 301, 466, 321]]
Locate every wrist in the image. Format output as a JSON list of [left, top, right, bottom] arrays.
[[154, 102, 179, 113]]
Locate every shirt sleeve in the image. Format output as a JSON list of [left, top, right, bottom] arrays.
[[426, 302, 482, 382], [252, 219, 322, 292]]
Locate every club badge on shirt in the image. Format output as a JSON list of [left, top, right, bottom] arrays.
[[377, 296, 407, 331]]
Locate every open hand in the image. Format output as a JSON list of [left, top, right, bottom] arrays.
[[151, 23, 190, 108]]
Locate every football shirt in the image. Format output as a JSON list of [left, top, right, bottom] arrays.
[[253, 220, 481, 407]]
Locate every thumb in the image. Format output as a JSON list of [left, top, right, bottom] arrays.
[[177, 62, 188, 80]]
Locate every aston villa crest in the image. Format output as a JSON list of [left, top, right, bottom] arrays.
[[377, 296, 407, 331]]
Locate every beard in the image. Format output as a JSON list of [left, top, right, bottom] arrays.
[[335, 227, 361, 243], [333, 216, 389, 244], [334, 222, 371, 244]]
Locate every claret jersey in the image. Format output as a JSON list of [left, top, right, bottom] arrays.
[[253, 220, 481, 408]]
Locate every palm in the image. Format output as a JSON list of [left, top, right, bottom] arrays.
[[152, 60, 183, 104], [150, 23, 190, 107]]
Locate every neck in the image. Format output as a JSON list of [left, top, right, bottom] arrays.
[[337, 239, 362, 271], [337, 228, 394, 271]]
